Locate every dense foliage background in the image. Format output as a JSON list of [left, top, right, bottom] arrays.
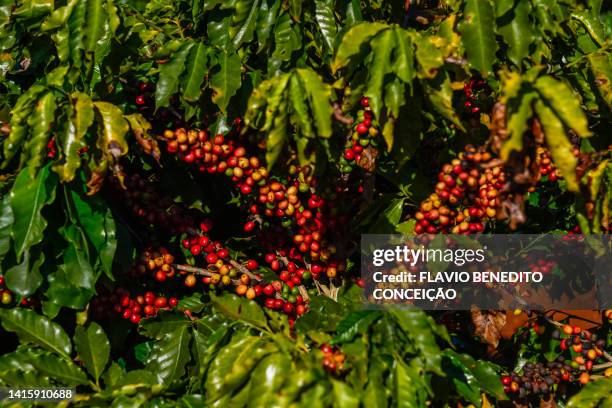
[[0, 0, 611, 406]]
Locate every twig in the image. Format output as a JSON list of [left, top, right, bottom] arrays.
[[333, 103, 354, 125], [229, 260, 262, 281]]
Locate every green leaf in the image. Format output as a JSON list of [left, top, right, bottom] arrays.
[[535, 76, 592, 137], [41, 0, 78, 31], [139, 312, 191, 339], [5, 247, 44, 296], [254, 0, 280, 52], [2, 85, 46, 167], [365, 28, 393, 118], [389, 308, 443, 375], [0, 194, 14, 262], [182, 42, 210, 102], [332, 379, 359, 408], [392, 27, 415, 85], [84, 0, 107, 53], [296, 68, 333, 137], [333, 310, 381, 343], [93, 101, 129, 161], [567, 378, 612, 407], [459, 0, 497, 76], [289, 74, 315, 138], [424, 74, 466, 132], [156, 42, 194, 108], [315, 0, 337, 53], [52, 92, 94, 182], [23, 92, 56, 176], [10, 164, 57, 262], [74, 322, 110, 381], [534, 100, 579, 192], [369, 197, 405, 234], [587, 52, 612, 108], [500, 91, 537, 161], [0, 308, 72, 358], [231, 0, 260, 49], [210, 49, 242, 112], [332, 22, 388, 73], [146, 325, 192, 385], [247, 353, 291, 406], [210, 293, 268, 330], [496, 0, 534, 66], [442, 349, 505, 402], [395, 360, 424, 408], [25, 350, 88, 385], [69, 185, 116, 279], [61, 224, 95, 289]]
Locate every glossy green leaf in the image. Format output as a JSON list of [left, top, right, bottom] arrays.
[[84, 0, 107, 52], [315, 0, 337, 52], [139, 312, 191, 339], [5, 247, 44, 296], [389, 308, 443, 375], [395, 360, 423, 408], [146, 325, 192, 385], [156, 42, 194, 108], [2, 85, 46, 167], [333, 310, 381, 343], [365, 29, 393, 118], [535, 100, 579, 192], [496, 0, 534, 66], [0, 194, 13, 262], [392, 28, 415, 85], [500, 91, 537, 161], [459, 0, 497, 76], [587, 52, 612, 108], [69, 185, 116, 279], [52, 92, 94, 182], [535, 76, 591, 137], [182, 42, 210, 102], [26, 350, 88, 385], [247, 353, 291, 406], [566, 377, 612, 408], [424, 74, 466, 132], [0, 308, 71, 358], [296, 68, 333, 137], [10, 164, 57, 262], [231, 0, 260, 49], [210, 293, 268, 330], [210, 49, 242, 112], [23, 91, 56, 176], [332, 22, 388, 73], [93, 101, 129, 161], [74, 322, 110, 381]]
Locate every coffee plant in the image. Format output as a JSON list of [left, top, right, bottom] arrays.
[[0, 0, 611, 406]]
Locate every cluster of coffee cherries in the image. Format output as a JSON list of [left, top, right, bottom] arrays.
[[0, 275, 13, 305], [320, 343, 346, 374], [535, 147, 560, 183], [339, 97, 380, 173], [132, 247, 176, 283], [414, 146, 505, 234], [503, 323, 610, 400], [111, 173, 195, 235], [555, 324, 607, 371], [527, 259, 556, 275], [462, 78, 491, 117], [160, 122, 343, 280], [46, 136, 57, 159], [90, 288, 178, 324], [501, 360, 574, 398], [134, 81, 154, 110]]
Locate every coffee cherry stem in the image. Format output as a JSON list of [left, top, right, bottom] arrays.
[[229, 260, 261, 282], [173, 263, 241, 286]]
